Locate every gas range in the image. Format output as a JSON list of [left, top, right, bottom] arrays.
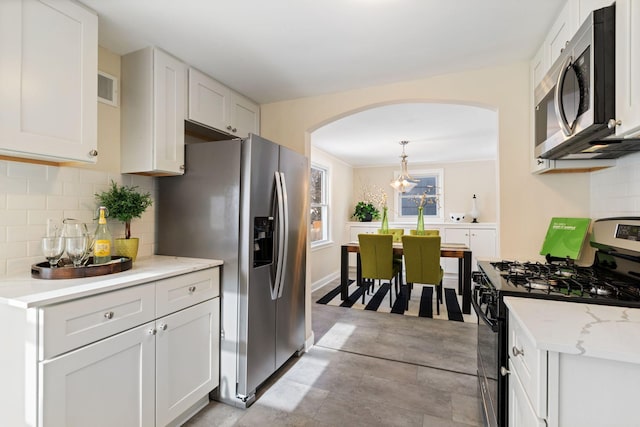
[[477, 217, 640, 308], [473, 217, 640, 427]]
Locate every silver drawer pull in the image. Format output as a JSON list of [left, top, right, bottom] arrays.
[[512, 346, 525, 357], [159, 323, 168, 331], [188, 286, 196, 293], [104, 311, 114, 320], [148, 328, 157, 335], [500, 367, 511, 376]]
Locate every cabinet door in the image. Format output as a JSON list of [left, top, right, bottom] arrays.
[[615, 0, 640, 137], [0, 0, 97, 163], [187, 68, 230, 132], [156, 298, 219, 427], [545, 1, 573, 67], [509, 362, 547, 427], [469, 229, 497, 271], [443, 228, 469, 274], [39, 322, 155, 427], [230, 92, 260, 137], [153, 49, 186, 173]]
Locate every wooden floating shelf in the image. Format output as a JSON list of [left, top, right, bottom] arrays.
[[31, 257, 132, 280]]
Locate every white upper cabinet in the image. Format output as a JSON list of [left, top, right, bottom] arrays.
[[615, 0, 640, 137], [544, 1, 573, 67], [188, 67, 260, 137], [121, 47, 186, 175], [0, 0, 98, 163]]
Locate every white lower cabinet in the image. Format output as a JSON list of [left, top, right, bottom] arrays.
[[507, 305, 640, 427], [34, 267, 220, 427], [156, 299, 219, 426], [443, 227, 496, 273], [40, 321, 156, 426], [508, 361, 546, 427]]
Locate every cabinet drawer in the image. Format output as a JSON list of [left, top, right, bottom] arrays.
[[39, 284, 155, 360], [156, 268, 219, 317], [508, 312, 547, 418]]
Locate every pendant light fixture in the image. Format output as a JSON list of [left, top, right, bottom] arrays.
[[390, 140, 418, 193]]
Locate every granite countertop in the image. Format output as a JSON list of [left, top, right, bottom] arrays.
[[504, 296, 640, 365], [0, 255, 223, 309]]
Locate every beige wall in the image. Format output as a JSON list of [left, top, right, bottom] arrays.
[[65, 46, 121, 173], [352, 159, 497, 223], [261, 61, 591, 266], [309, 147, 353, 290]]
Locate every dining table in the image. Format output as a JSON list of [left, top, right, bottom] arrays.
[[340, 241, 473, 314]]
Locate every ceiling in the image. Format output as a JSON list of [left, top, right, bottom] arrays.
[[79, 0, 564, 166]]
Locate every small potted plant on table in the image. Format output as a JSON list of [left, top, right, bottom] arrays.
[[352, 201, 380, 222], [95, 180, 152, 261]]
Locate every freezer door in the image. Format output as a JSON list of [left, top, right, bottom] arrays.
[[237, 135, 279, 397], [275, 146, 307, 368]]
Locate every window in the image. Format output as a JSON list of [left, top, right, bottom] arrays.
[[310, 165, 329, 245], [395, 169, 443, 219]]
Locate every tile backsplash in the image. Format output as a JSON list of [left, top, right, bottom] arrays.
[[590, 151, 640, 219], [0, 160, 155, 277]]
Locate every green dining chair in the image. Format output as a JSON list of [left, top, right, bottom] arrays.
[[378, 228, 404, 242], [409, 229, 439, 236], [401, 235, 444, 314], [358, 234, 402, 307]]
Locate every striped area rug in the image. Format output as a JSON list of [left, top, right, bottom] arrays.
[[316, 280, 478, 323]]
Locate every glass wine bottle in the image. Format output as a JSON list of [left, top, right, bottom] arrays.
[[93, 206, 112, 264]]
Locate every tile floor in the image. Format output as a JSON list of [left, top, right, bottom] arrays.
[[185, 280, 482, 426]]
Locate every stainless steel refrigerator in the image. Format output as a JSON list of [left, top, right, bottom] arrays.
[[155, 134, 307, 407]]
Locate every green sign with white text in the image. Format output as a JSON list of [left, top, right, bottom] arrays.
[[539, 217, 591, 260]]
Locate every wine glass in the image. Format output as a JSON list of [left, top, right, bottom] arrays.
[[65, 236, 87, 268], [41, 236, 65, 267]]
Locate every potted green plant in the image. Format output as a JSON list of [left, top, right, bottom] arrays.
[[352, 201, 380, 222], [95, 180, 152, 261]]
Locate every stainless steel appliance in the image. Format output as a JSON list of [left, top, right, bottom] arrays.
[[473, 217, 640, 426], [155, 135, 308, 407], [534, 4, 623, 160]]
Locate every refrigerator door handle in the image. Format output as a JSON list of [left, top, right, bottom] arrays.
[[277, 171, 289, 299], [272, 171, 286, 300]]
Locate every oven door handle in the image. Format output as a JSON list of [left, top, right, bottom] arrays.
[[472, 286, 499, 333]]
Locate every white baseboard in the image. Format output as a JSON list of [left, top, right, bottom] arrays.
[[311, 271, 340, 292], [304, 331, 315, 351]]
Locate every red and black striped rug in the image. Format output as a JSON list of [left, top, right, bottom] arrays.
[[316, 280, 477, 323]]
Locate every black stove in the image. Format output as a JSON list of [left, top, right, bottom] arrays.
[[473, 217, 640, 427]]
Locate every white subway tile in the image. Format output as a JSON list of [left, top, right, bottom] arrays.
[[46, 195, 79, 211], [7, 194, 46, 210], [0, 175, 28, 193], [0, 210, 27, 226], [7, 162, 47, 180]]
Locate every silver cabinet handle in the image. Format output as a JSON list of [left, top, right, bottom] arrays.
[[608, 119, 622, 129], [226, 125, 233, 131], [512, 346, 525, 357], [159, 323, 168, 331], [188, 286, 196, 293], [232, 127, 237, 133], [500, 367, 511, 376], [148, 328, 157, 335], [179, 164, 185, 171], [537, 159, 544, 165], [89, 149, 98, 157], [104, 311, 114, 320]]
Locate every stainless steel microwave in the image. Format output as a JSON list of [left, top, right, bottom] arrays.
[[534, 4, 616, 160]]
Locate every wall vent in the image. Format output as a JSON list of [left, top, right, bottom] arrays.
[[98, 71, 118, 107]]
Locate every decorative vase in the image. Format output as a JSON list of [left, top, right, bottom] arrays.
[[416, 206, 425, 234], [362, 213, 373, 222], [470, 194, 479, 223], [114, 237, 139, 261], [381, 207, 389, 232]]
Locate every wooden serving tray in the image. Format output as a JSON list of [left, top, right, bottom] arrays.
[[31, 257, 132, 280]]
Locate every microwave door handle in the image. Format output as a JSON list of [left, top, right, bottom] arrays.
[[554, 55, 574, 137]]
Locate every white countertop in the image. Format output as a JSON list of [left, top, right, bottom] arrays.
[[0, 255, 223, 309], [504, 296, 640, 365]]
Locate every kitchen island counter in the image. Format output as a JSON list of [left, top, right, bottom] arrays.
[[504, 296, 640, 365], [0, 255, 222, 308]]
